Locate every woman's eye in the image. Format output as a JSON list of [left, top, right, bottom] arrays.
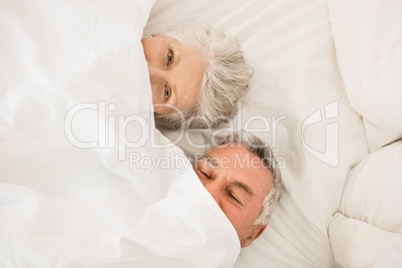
[[167, 51, 173, 65], [164, 86, 170, 100]]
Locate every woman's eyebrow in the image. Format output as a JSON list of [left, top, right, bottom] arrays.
[[166, 80, 177, 105], [170, 41, 181, 66], [165, 42, 179, 106]]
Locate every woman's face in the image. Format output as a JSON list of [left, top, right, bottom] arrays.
[[141, 35, 206, 115]]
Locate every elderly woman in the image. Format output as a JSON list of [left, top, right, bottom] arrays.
[[141, 27, 254, 129]]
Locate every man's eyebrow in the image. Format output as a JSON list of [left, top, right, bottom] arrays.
[[201, 153, 219, 167], [233, 180, 254, 197]]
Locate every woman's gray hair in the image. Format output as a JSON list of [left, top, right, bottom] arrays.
[[157, 27, 254, 129], [216, 131, 282, 226]]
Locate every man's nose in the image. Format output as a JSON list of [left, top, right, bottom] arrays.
[[204, 182, 222, 207]]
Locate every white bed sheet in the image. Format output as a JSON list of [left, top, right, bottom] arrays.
[[0, 0, 240, 267]]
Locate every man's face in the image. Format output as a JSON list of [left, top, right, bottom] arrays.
[[194, 143, 273, 247]]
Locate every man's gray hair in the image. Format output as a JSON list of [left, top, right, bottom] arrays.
[[156, 27, 254, 129], [217, 131, 282, 225]]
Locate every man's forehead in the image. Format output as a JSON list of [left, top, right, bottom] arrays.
[[200, 153, 219, 165], [214, 145, 272, 186], [202, 145, 263, 168]]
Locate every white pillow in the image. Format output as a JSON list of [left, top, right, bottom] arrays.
[[330, 212, 402, 268], [328, 0, 402, 151], [339, 140, 402, 234]]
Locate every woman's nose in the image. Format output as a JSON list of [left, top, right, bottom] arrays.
[[147, 64, 164, 82]]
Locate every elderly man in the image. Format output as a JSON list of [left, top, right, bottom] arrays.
[[194, 131, 282, 247], [0, 131, 281, 267]]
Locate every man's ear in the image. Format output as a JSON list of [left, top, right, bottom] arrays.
[[241, 224, 268, 248], [254, 224, 267, 240]]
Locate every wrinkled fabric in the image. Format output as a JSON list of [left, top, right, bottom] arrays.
[[0, 0, 240, 267]]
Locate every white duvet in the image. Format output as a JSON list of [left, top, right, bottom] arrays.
[[0, 0, 240, 267]]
